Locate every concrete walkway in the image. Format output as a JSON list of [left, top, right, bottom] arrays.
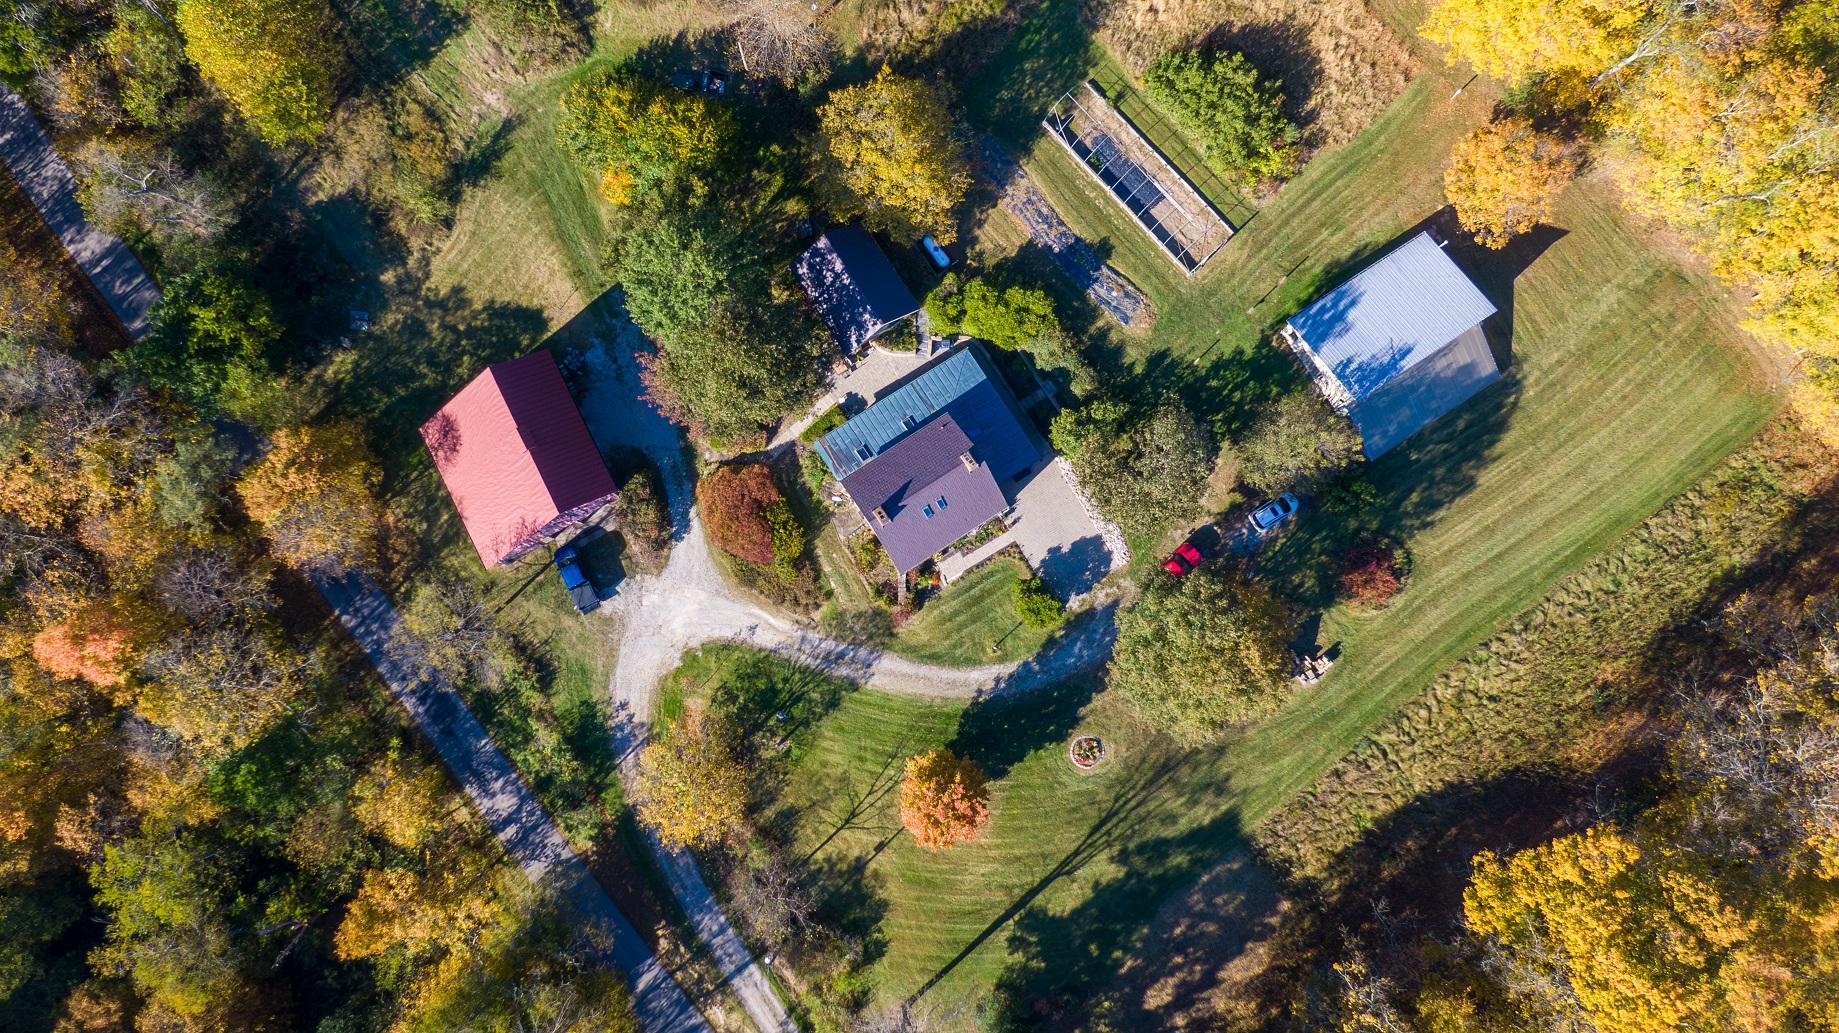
[[313, 570, 711, 1033], [768, 344, 933, 449], [0, 87, 160, 338]]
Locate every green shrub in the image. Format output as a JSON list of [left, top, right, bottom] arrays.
[[1011, 576, 1065, 629], [1235, 390, 1364, 493], [765, 500, 805, 578], [925, 276, 1059, 349], [1142, 49, 1301, 189], [1052, 399, 1215, 542], [615, 462, 670, 555], [800, 405, 847, 443], [1108, 568, 1292, 741]]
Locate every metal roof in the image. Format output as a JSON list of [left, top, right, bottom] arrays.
[[840, 416, 1008, 573], [817, 343, 1045, 572], [421, 352, 617, 568], [1286, 231, 1498, 402], [794, 228, 920, 353], [816, 344, 1040, 481]]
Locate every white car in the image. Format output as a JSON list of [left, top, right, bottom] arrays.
[[1247, 493, 1300, 536]]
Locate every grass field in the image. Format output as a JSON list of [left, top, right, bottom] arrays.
[[315, 0, 1781, 1020], [890, 557, 1051, 666], [710, 0, 1775, 1016]]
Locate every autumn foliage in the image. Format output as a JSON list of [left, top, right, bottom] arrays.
[[634, 710, 750, 850], [1336, 542, 1405, 608], [697, 462, 784, 565], [31, 608, 136, 688], [175, 0, 344, 144], [236, 422, 382, 572], [815, 68, 972, 243], [898, 749, 992, 851], [1444, 116, 1579, 248]]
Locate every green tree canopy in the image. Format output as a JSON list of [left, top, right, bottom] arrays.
[[560, 68, 738, 196], [1052, 398, 1215, 541], [1107, 568, 1293, 740], [1233, 390, 1364, 493], [175, 0, 344, 144], [643, 302, 828, 444], [925, 276, 1061, 350], [611, 209, 767, 347], [1142, 49, 1300, 189], [129, 271, 279, 415]]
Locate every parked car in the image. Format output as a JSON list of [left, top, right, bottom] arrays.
[[1247, 493, 1300, 536], [554, 543, 599, 613], [921, 235, 951, 269], [1162, 541, 1203, 577], [705, 68, 729, 95]]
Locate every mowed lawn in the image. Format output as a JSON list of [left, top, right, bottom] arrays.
[[337, 0, 1776, 1016], [742, 0, 1778, 1015], [889, 557, 1051, 666]]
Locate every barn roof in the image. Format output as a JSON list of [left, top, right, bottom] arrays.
[[794, 227, 920, 353], [421, 352, 617, 568], [1287, 231, 1498, 402]]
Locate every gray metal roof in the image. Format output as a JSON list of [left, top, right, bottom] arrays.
[[816, 345, 1041, 484], [1287, 231, 1498, 402], [1349, 325, 1502, 456], [794, 228, 920, 353], [817, 343, 1045, 572]]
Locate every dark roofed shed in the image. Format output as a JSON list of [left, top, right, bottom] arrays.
[[794, 227, 921, 354]]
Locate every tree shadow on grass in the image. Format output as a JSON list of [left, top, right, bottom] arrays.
[[950, 675, 1101, 781], [1198, 20, 1326, 143], [909, 754, 1192, 1006], [959, 0, 1101, 147]]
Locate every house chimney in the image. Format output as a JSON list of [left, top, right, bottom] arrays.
[[960, 451, 976, 471], [872, 506, 889, 525]]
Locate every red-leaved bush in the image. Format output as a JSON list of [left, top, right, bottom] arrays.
[[1338, 543, 1404, 607], [697, 463, 783, 565], [898, 749, 992, 850]]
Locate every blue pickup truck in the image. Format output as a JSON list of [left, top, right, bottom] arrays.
[[553, 543, 600, 613]]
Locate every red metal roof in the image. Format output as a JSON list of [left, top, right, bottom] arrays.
[[421, 352, 617, 568]]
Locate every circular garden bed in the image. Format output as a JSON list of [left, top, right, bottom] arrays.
[[1069, 735, 1106, 771]]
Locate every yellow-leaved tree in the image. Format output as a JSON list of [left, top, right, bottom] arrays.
[[815, 68, 972, 242], [236, 422, 382, 572], [1452, 633, 1839, 1033], [634, 709, 750, 850], [1421, 0, 1654, 103], [558, 69, 737, 197], [175, 0, 344, 144], [1444, 116, 1579, 248]]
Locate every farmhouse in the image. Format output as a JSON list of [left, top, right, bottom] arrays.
[[422, 351, 617, 569], [816, 343, 1046, 574], [1280, 230, 1501, 456], [794, 227, 921, 354]]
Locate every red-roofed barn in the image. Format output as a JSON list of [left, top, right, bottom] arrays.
[[422, 352, 617, 568]]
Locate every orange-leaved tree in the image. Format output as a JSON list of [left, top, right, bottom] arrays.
[[236, 422, 381, 572], [30, 606, 138, 688], [697, 462, 783, 565], [898, 749, 991, 850], [1444, 116, 1579, 248]]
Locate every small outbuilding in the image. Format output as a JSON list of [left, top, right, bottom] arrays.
[[794, 227, 921, 354], [1280, 230, 1501, 457], [422, 352, 617, 569], [817, 343, 1045, 574]]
